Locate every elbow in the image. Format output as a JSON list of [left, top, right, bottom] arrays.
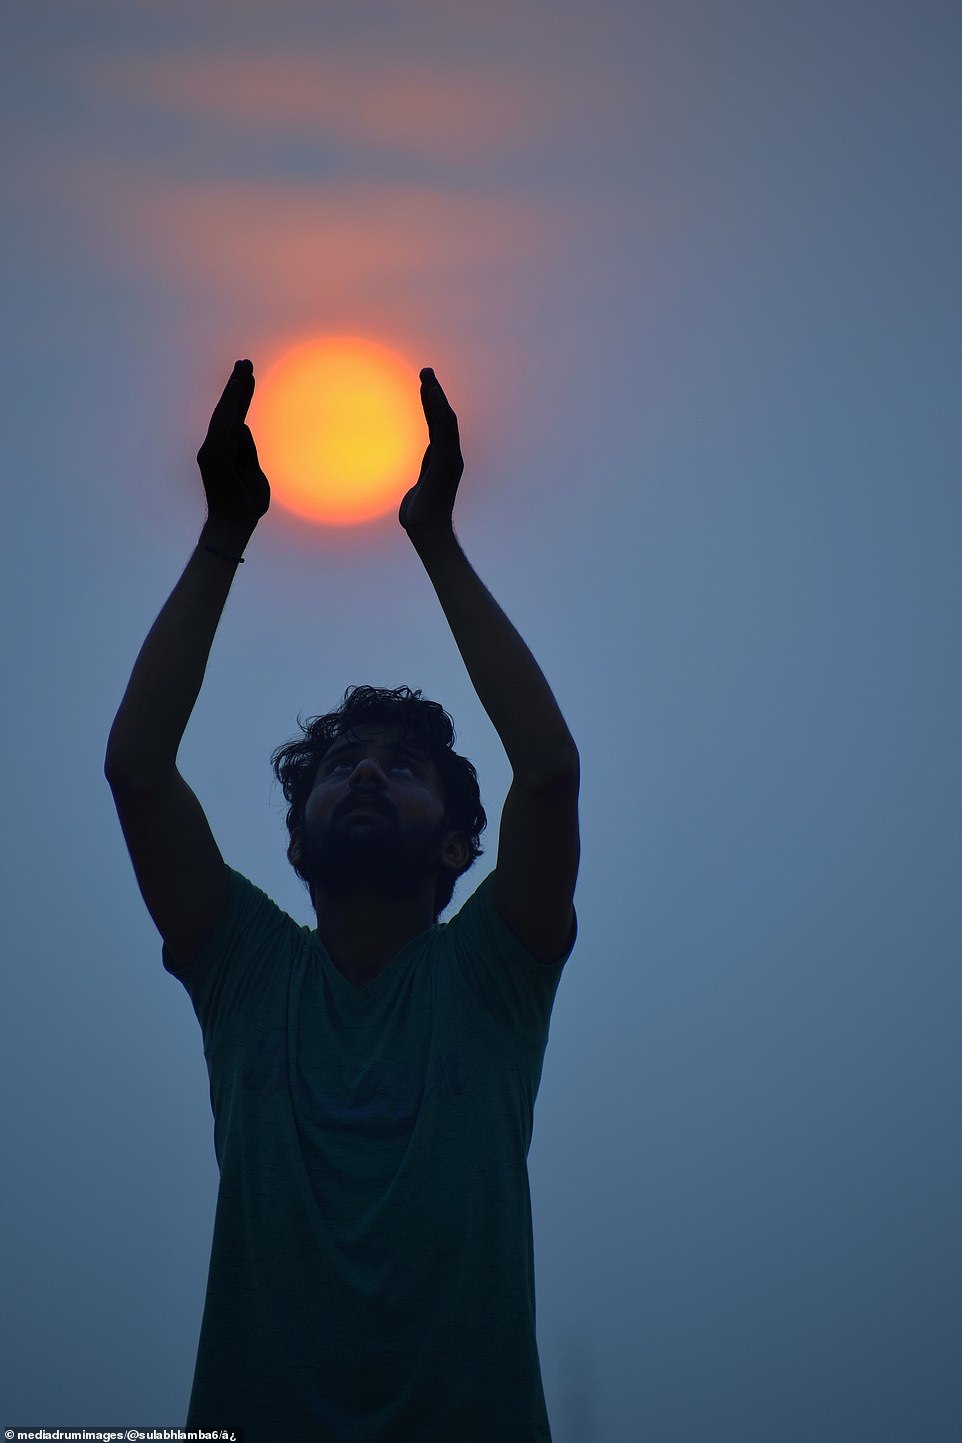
[[512, 744, 580, 790], [104, 746, 174, 790]]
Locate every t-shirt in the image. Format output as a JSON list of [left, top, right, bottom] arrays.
[[164, 865, 576, 1443]]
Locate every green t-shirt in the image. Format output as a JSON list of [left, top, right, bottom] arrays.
[[164, 865, 576, 1442]]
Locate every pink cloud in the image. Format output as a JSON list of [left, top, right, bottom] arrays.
[[35, 160, 560, 307], [82, 49, 594, 163]]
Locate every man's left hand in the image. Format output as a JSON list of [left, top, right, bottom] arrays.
[[398, 368, 463, 538]]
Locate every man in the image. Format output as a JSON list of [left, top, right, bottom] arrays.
[[104, 359, 580, 1441]]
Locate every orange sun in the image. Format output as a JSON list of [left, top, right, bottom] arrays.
[[252, 335, 424, 526]]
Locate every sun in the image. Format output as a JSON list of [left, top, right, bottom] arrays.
[[251, 336, 424, 526]]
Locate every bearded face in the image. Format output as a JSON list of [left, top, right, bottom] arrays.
[[296, 805, 450, 903], [290, 722, 470, 914]]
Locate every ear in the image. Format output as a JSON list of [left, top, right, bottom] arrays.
[[440, 830, 472, 873], [289, 827, 302, 868]]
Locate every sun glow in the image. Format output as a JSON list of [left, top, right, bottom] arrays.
[[252, 336, 424, 526]]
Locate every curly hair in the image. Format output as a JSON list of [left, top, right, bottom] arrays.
[[270, 684, 487, 921]]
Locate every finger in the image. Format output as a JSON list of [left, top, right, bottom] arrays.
[[419, 368, 436, 429], [210, 359, 255, 434], [233, 361, 255, 423], [238, 424, 262, 467], [419, 367, 457, 436]]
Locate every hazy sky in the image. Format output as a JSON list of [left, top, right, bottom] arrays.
[[3, 1, 959, 1437]]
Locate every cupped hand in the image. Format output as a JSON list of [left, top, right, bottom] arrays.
[[197, 359, 271, 527], [398, 368, 462, 537]]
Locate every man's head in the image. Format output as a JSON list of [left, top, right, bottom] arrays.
[[270, 686, 487, 921]]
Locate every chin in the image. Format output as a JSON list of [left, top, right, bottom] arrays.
[[300, 822, 442, 900]]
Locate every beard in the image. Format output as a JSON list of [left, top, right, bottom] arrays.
[[298, 810, 448, 903]]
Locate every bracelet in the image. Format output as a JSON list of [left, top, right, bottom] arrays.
[[202, 543, 245, 563]]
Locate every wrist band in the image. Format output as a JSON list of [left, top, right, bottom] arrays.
[[202, 543, 245, 563]]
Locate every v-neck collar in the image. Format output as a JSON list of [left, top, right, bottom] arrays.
[[312, 920, 439, 1000]]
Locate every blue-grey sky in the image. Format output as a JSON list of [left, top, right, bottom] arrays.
[[2, 1, 959, 1437]]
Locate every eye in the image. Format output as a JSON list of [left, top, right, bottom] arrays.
[[326, 757, 415, 773]]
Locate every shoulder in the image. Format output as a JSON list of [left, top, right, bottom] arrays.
[[436, 870, 576, 1035]]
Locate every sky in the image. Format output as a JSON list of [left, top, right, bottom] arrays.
[[2, 0, 959, 1437]]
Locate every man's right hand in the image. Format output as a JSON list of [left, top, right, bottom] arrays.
[[197, 359, 271, 527]]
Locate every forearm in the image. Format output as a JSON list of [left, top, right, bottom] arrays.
[[104, 516, 255, 783], [412, 527, 578, 782]]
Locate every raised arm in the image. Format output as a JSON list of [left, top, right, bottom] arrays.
[[105, 359, 269, 781], [104, 359, 270, 969], [400, 369, 580, 963]]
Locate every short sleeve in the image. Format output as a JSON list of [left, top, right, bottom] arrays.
[[163, 866, 303, 1039], [441, 869, 577, 1040]]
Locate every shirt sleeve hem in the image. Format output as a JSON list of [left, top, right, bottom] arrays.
[[474, 870, 578, 974], [161, 865, 244, 978]]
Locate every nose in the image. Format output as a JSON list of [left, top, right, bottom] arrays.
[[349, 755, 386, 784], [343, 757, 391, 813]]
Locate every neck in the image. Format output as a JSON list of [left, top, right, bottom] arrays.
[[313, 883, 436, 987]]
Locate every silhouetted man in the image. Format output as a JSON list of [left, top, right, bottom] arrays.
[[105, 360, 580, 1441]]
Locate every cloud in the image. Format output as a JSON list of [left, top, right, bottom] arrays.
[[4, 31, 637, 422], [21, 157, 560, 313], [7, 34, 637, 314], [78, 48, 606, 164]]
